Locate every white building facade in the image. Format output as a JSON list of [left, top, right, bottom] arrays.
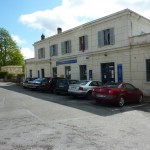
[[25, 9, 150, 96]]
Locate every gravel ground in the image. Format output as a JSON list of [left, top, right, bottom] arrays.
[[0, 82, 150, 150]]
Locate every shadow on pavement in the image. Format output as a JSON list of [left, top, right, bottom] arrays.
[[0, 82, 150, 116]]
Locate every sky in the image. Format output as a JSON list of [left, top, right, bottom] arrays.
[[1, 0, 150, 59]]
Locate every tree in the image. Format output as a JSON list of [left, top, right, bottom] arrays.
[[0, 28, 24, 68]]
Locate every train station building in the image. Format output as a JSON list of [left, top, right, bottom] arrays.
[[25, 9, 150, 96]]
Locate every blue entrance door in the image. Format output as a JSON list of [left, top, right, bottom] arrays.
[[80, 65, 87, 80], [101, 62, 115, 83]]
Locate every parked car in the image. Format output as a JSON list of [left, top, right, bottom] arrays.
[[55, 79, 78, 95], [92, 82, 143, 107], [37, 77, 52, 92], [68, 80, 103, 100], [39, 77, 64, 93], [22, 77, 37, 88], [28, 78, 49, 90]]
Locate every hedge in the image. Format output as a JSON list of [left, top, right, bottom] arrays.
[[0, 71, 8, 79]]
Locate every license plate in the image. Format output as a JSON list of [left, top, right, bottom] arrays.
[[71, 87, 75, 89]]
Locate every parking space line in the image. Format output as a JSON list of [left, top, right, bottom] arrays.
[[112, 104, 147, 112]]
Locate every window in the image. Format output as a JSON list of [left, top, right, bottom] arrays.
[[124, 84, 136, 90], [101, 62, 115, 83], [97, 81, 103, 86], [41, 69, 45, 78], [80, 65, 87, 80], [29, 70, 32, 78], [98, 28, 115, 47], [61, 40, 71, 54], [50, 44, 58, 56], [65, 66, 71, 79], [79, 35, 88, 52], [89, 81, 102, 86], [146, 59, 150, 81], [38, 70, 40, 78], [90, 81, 98, 86], [53, 67, 57, 77], [38, 48, 45, 59]]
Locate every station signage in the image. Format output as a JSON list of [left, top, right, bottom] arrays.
[[56, 59, 77, 66]]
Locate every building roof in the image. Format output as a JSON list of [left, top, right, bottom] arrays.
[[34, 8, 150, 45]]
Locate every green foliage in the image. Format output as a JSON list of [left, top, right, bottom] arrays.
[[17, 73, 24, 78], [0, 70, 8, 78], [7, 73, 16, 79], [0, 28, 24, 67]]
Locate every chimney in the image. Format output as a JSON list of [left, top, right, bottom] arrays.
[[41, 34, 45, 40], [57, 27, 62, 34]]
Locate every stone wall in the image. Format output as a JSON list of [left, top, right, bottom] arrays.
[[1, 66, 22, 74]]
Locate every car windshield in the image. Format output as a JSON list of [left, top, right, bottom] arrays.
[[76, 80, 89, 85], [31, 77, 37, 81], [42, 78, 50, 82], [103, 82, 119, 88], [25, 78, 31, 81], [33, 78, 43, 82]]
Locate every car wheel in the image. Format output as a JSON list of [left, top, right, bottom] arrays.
[[138, 95, 143, 103], [86, 91, 93, 100], [118, 97, 125, 107]]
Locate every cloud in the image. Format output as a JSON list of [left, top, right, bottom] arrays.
[[18, 0, 150, 61], [11, 34, 34, 59], [19, 0, 150, 37], [20, 47, 34, 59], [11, 34, 26, 45], [19, 0, 123, 36], [117, 0, 150, 10]]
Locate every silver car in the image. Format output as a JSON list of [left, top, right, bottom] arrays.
[[68, 80, 103, 100]]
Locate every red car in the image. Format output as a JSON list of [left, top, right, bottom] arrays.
[[92, 82, 143, 107]]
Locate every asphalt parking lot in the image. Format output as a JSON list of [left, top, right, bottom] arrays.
[[0, 82, 150, 150]]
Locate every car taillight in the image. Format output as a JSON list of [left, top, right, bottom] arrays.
[[79, 87, 83, 90]]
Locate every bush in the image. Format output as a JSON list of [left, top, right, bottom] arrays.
[[7, 73, 16, 79], [0, 71, 8, 79], [17, 73, 25, 79]]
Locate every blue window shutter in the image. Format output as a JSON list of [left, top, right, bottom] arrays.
[[84, 35, 88, 50], [61, 42, 65, 55], [110, 28, 115, 45], [79, 37, 81, 51], [50, 46, 53, 56], [98, 31, 102, 48], [56, 44, 58, 56], [69, 40, 71, 53], [43, 48, 45, 58]]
